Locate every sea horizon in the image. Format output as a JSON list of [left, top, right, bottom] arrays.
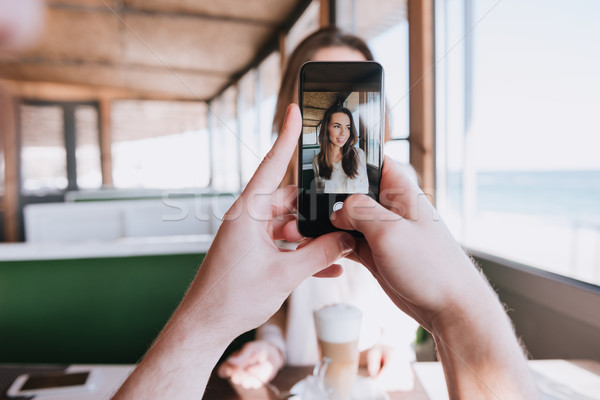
[[445, 169, 600, 225]]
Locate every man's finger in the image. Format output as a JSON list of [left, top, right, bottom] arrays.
[[330, 194, 400, 237], [367, 347, 384, 377], [284, 232, 354, 283], [281, 219, 304, 243], [272, 213, 296, 240], [217, 362, 232, 378], [271, 185, 297, 217], [313, 264, 343, 278], [378, 157, 424, 220], [227, 346, 259, 367], [244, 104, 301, 196]]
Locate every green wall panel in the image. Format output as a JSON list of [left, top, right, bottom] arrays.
[[0, 253, 205, 364]]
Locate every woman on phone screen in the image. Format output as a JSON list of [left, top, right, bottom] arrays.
[[313, 105, 368, 194]]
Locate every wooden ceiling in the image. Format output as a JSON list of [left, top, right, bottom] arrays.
[[303, 91, 359, 127], [0, 0, 310, 101], [303, 92, 339, 127]]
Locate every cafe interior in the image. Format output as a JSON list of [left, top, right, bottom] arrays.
[[0, 0, 599, 398]]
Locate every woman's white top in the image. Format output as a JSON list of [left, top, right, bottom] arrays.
[[313, 147, 369, 194]]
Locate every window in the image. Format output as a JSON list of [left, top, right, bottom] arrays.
[[20, 105, 68, 192], [436, 0, 600, 285], [257, 51, 281, 156], [210, 88, 240, 192], [286, 0, 321, 55], [364, 92, 382, 167], [208, 50, 281, 192], [238, 71, 261, 186], [111, 100, 209, 189], [74, 105, 102, 189], [20, 102, 103, 194]]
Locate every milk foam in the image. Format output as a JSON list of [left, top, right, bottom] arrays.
[[314, 303, 362, 343]]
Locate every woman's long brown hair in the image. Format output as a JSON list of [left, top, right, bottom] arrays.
[[272, 27, 374, 186], [316, 106, 359, 180]]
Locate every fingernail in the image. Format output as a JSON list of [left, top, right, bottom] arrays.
[[285, 103, 295, 118], [330, 210, 338, 221], [340, 234, 354, 255]]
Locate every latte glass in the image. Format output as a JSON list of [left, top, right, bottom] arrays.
[[313, 304, 362, 400]]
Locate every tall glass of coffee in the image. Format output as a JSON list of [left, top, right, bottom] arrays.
[[313, 304, 362, 400]]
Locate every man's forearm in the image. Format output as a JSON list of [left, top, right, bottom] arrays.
[[112, 302, 234, 399], [432, 282, 539, 399]]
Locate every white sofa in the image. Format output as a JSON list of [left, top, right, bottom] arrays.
[[24, 194, 237, 243]]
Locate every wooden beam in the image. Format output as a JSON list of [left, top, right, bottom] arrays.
[[0, 84, 20, 241], [408, 0, 436, 199], [0, 79, 208, 102], [46, 0, 287, 27], [99, 97, 113, 187], [320, 0, 333, 27]]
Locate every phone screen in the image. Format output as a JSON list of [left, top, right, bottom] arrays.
[[21, 371, 89, 390], [298, 61, 384, 237]]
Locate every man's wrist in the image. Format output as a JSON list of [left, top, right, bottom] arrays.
[[428, 278, 538, 399]]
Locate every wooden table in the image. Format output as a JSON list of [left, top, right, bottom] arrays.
[[202, 360, 600, 399], [413, 359, 600, 399], [202, 365, 430, 399], [0, 360, 596, 399]]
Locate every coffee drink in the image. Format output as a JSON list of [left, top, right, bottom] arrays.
[[313, 304, 362, 400]]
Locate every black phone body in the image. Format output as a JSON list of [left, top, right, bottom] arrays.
[[297, 61, 384, 237]]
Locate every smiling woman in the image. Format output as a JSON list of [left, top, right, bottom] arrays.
[[313, 105, 368, 194]]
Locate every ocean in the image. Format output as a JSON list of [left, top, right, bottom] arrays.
[[444, 170, 600, 284], [446, 170, 600, 225]]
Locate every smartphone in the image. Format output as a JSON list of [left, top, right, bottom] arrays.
[[6, 370, 97, 397], [297, 61, 384, 237]]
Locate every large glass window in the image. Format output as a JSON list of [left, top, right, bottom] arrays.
[[436, 0, 600, 285], [111, 100, 209, 189]]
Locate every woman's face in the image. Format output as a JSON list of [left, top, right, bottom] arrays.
[[328, 112, 352, 149], [293, 46, 367, 102], [312, 46, 367, 62]]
